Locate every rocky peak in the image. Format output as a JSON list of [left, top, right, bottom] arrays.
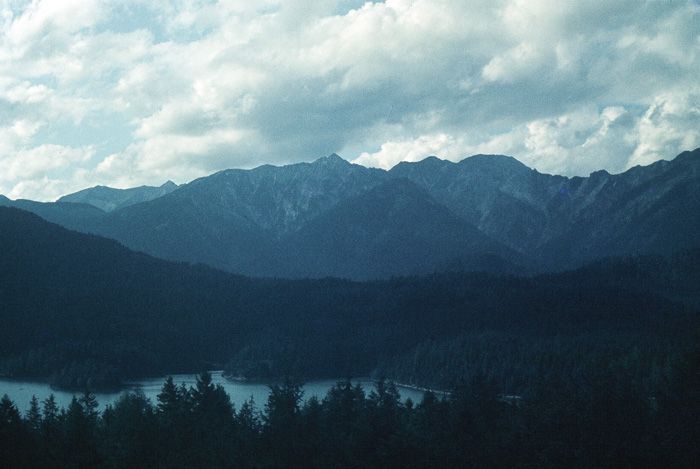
[[313, 153, 349, 167]]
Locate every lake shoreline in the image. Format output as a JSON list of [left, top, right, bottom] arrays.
[[2, 369, 447, 404], [1, 373, 427, 416]]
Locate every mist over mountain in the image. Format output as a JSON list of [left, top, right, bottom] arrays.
[[2, 149, 698, 280]]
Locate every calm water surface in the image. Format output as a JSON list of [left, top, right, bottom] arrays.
[[0, 373, 426, 416]]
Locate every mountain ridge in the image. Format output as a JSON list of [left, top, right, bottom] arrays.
[[2, 149, 698, 279], [57, 180, 179, 212]]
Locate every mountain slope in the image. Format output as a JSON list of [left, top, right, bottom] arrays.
[[389, 149, 700, 270], [0, 206, 253, 388], [0, 197, 106, 230], [538, 149, 700, 266], [280, 178, 523, 279], [73, 154, 387, 276], [171, 153, 386, 236], [389, 154, 563, 254]]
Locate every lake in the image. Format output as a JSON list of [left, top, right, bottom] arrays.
[[0, 372, 428, 416]]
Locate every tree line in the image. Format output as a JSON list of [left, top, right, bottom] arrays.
[[1, 358, 699, 469]]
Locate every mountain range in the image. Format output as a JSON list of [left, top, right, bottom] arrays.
[[2, 149, 699, 280]]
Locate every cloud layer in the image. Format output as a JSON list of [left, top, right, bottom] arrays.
[[2, 0, 699, 200]]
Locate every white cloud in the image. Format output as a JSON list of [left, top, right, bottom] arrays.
[[353, 133, 467, 169], [3, 174, 91, 202], [0, 144, 94, 181], [627, 90, 700, 169], [482, 42, 549, 83], [0, 0, 698, 200], [5, 81, 52, 103], [0, 120, 43, 152], [4, 0, 102, 46], [0, 144, 95, 200], [353, 91, 699, 179]]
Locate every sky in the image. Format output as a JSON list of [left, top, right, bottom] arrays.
[[1, 0, 699, 201]]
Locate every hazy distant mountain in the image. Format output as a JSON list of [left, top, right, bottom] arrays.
[[536, 150, 700, 267], [0, 196, 106, 231], [2, 149, 699, 279], [57, 180, 179, 212]]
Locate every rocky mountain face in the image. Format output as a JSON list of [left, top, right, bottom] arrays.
[[386, 150, 700, 270], [2, 149, 698, 279], [536, 151, 700, 267], [387, 154, 566, 255], [277, 177, 521, 279]]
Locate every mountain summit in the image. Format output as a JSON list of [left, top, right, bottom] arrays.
[[314, 153, 349, 166]]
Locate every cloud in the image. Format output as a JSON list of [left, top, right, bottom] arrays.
[[482, 42, 550, 83], [627, 89, 700, 168], [0, 120, 43, 152], [0, 144, 95, 200], [4, 0, 102, 46], [0, 0, 699, 200], [0, 144, 93, 181], [353, 133, 468, 169], [354, 92, 700, 178]]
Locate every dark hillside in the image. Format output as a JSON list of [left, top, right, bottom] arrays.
[[1, 206, 697, 392], [0, 207, 251, 389]]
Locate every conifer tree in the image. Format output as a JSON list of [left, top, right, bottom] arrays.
[[263, 377, 305, 466], [25, 395, 42, 433], [157, 376, 183, 415], [79, 389, 100, 427], [41, 394, 60, 438]]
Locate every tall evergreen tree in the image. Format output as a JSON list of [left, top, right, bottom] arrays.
[[79, 389, 100, 428], [156, 376, 183, 414], [41, 394, 60, 438], [320, 380, 368, 467], [188, 372, 236, 467], [263, 377, 305, 466], [62, 395, 102, 468], [25, 395, 42, 433], [102, 390, 157, 469]]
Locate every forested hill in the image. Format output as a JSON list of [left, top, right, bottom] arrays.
[[0, 206, 263, 389], [1, 206, 698, 392]]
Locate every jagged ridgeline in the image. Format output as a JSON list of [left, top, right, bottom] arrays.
[[1, 206, 698, 391], [2, 149, 699, 279]]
